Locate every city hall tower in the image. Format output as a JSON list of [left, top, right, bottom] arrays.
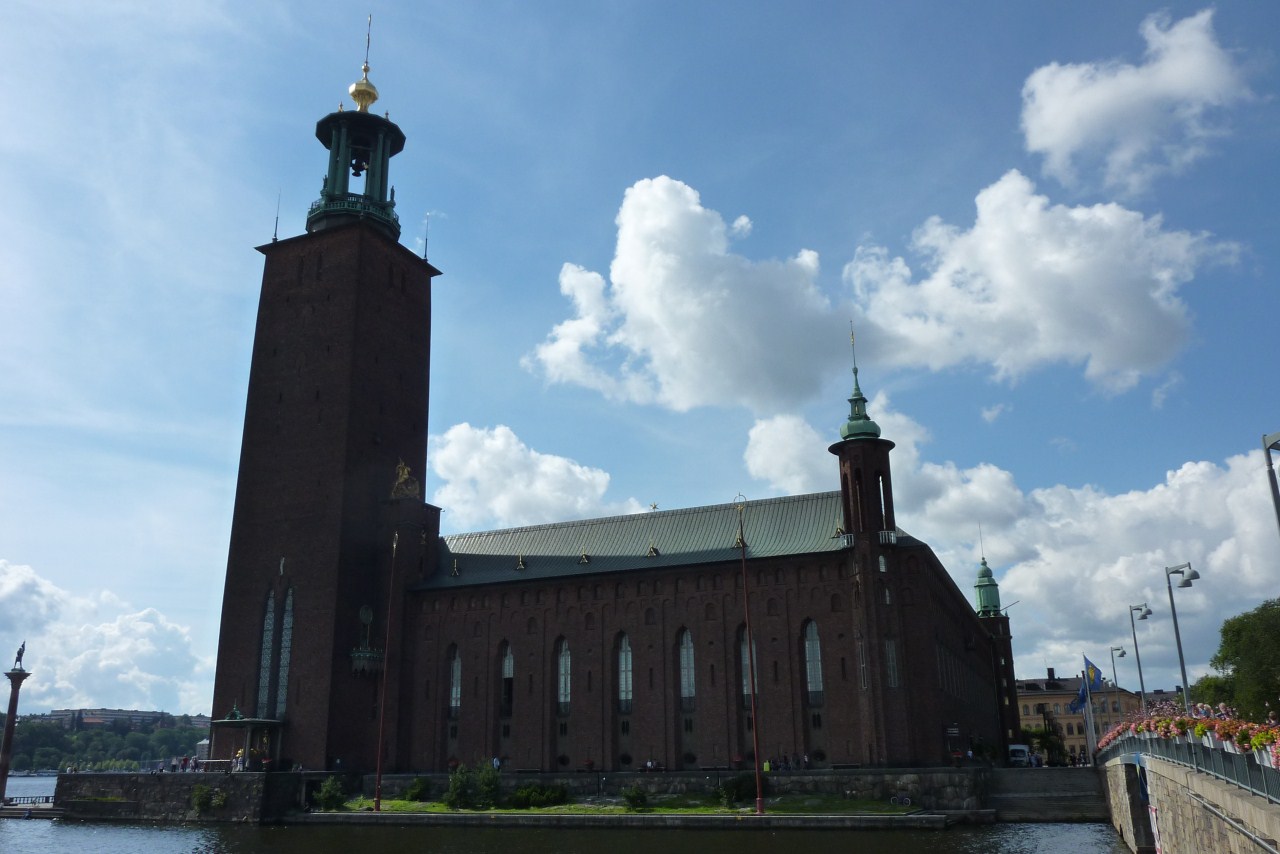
[[210, 56, 441, 772]]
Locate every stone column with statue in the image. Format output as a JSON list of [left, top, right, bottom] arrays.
[[0, 642, 33, 805]]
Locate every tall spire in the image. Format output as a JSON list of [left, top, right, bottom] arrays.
[[349, 15, 379, 113], [839, 325, 881, 441]]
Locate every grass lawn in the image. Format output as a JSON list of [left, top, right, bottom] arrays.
[[340, 793, 915, 816]]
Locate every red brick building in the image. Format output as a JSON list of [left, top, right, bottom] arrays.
[[210, 68, 1018, 774]]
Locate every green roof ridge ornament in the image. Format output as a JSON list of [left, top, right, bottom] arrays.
[[839, 324, 882, 441]]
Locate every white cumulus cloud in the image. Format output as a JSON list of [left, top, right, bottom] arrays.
[[744, 414, 832, 495], [0, 560, 211, 713], [846, 170, 1235, 392], [525, 176, 842, 414], [1021, 9, 1251, 194], [429, 423, 645, 530]]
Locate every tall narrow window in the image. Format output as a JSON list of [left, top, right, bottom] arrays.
[[678, 629, 695, 711], [557, 638, 571, 716], [858, 640, 868, 690], [740, 630, 758, 709], [275, 588, 294, 719], [448, 646, 461, 719], [617, 634, 633, 714], [257, 592, 276, 719], [884, 638, 899, 688], [500, 642, 514, 717], [803, 620, 824, 707]]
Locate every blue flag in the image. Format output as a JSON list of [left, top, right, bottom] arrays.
[[1083, 656, 1105, 692], [1067, 682, 1087, 713]]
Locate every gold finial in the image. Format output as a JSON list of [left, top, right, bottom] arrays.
[[349, 15, 379, 112]]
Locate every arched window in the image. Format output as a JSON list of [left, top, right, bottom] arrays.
[[275, 588, 293, 719], [257, 592, 276, 719], [557, 639, 571, 716], [448, 646, 462, 718], [499, 642, 514, 717], [678, 629, 695, 711], [740, 629, 758, 709], [1022, 704, 1030, 716], [803, 621, 824, 707], [617, 634, 633, 714], [884, 638, 899, 688]]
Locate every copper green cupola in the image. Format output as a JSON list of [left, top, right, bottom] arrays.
[[839, 364, 882, 440], [306, 53, 404, 240], [975, 557, 1002, 617]]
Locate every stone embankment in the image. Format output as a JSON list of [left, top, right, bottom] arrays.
[[986, 767, 1108, 822]]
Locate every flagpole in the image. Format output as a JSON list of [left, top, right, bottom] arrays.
[[1081, 658, 1099, 759]]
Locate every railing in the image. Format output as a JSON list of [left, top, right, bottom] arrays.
[[3, 795, 54, 805], [307, 194, 400, 229], [1098, 733, 1279, 805]]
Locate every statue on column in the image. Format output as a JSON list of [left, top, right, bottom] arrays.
[[13, 641, 24, 670]]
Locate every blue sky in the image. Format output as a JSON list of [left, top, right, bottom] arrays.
[[1, 1, 1278, 715]]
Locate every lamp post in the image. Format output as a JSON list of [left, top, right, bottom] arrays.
[[735, 494, 765, 816], [1128, 604, 1152, 713], [1264, 433, 1280, 543], [373, 522, 425, 812], [1164, 562, 1200, 712], [1109, 646, 1126, 725]]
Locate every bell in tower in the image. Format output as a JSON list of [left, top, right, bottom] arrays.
[[306, 46, 405, 240]]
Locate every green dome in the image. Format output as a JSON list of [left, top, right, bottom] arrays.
[[974, 557, 1002, 617], [838, 366, 881, 440]]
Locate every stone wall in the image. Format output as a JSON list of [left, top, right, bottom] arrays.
[[369, 766, 986, 811], [55, 772, 300, 823], [1103, 756, 1280, 854]]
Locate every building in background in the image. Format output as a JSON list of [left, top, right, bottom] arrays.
[[1016, 668, 1143, 761]]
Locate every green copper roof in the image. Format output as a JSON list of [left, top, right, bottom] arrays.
[[974, 556, 1002, 616], [422, 491, 891, 590], [839, 366, 882, 440]]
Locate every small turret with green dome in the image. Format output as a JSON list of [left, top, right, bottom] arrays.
[[838, 328, 881, 441], [974, 556, 1003, 617]]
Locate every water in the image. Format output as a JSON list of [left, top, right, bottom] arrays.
[[3, 777, 1128, 854]]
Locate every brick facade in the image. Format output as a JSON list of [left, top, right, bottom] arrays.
[[210, 88, 1017, 776]]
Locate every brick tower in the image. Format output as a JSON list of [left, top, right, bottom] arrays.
[[210, 57, 441, 773]]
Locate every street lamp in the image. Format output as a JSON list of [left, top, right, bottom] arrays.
[[1109, 646, 1126, 725], [1165, 562, 1200, 712], [1128, 604, 1152, 713], [1264, 433, 1280, 543]]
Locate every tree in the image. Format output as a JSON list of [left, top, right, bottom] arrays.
[[1189, 672, 1234, 709], [1207, 598, 1280, 720]]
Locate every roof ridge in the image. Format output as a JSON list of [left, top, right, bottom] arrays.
[[442, 490, 840, 542]]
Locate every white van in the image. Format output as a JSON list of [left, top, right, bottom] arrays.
[[1008, 744, 1031, 767]]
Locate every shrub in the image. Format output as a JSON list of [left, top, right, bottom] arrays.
[[191, 784, 213, 814], [315, 775, 347, 810], [510, 783, 569, 809], [476, 765, 502, 809], [210, 789, 228, 809], [718, 772, 765, 806], [403, 777, 431, 802], [622, 785, 648, 811], [443, 764, 478, 810]]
